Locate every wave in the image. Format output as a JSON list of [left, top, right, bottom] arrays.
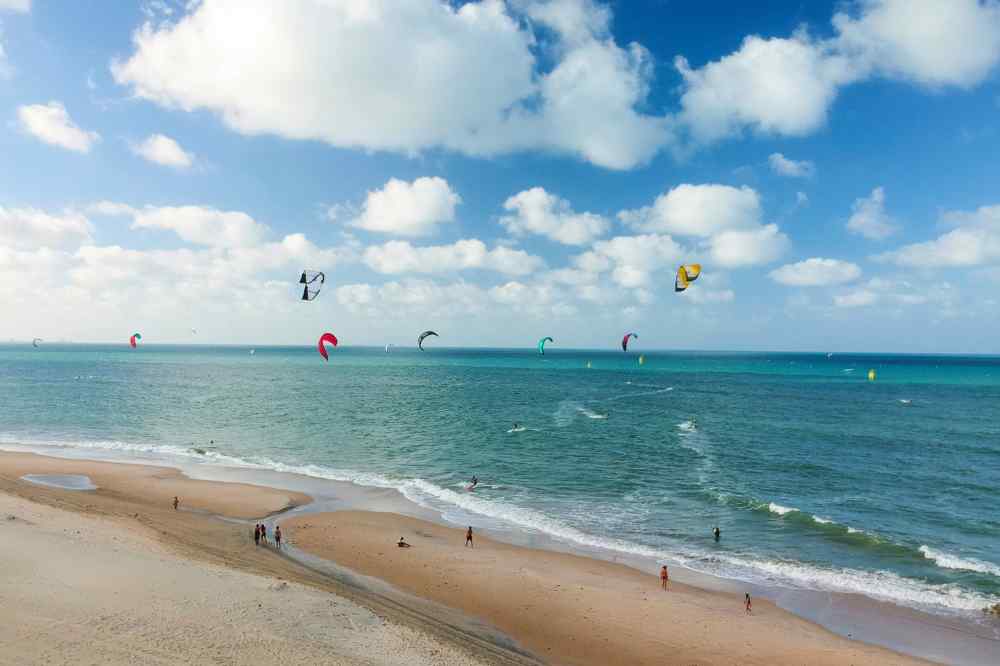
[[920, 546, 1000, 577], [578, 407, 608, 419], [767, 502, 796, 516], [2, 434, 994, 615]]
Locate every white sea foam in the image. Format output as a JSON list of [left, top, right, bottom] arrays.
[[677, 420, 697, 432], [920, 546, 1000, 577], [2, 434, 994, 615], [577, 407, 608, 420], [812, 516, 833, 525], [767, 502, 796, 516]]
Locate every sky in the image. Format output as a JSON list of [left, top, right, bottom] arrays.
[[2, 0, 1000, 352]]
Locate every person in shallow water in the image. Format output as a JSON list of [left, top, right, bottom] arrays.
[[253, 524, 260, 546], [275, 525, 282, 549], [713, 526, 721, 542]]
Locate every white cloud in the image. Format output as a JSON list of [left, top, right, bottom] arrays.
[[768, 152, 815, 178], [833, 0, 1000, 88], [578, 234, 684, 287], [349, 177, 459, 237], [131, 133, 194, 168], [0, 1, 31, 12], [769, 257, 862, 287], [500, 187, 608, 245], [362, 239, 543, 276], [876, 204, 1000, 267], [674, 1, 1000, 146], [98, 203, 270, 248], [834, 289, 878, 308], [675, 33, 857, 144], [17, 102, 100, 153], [112, 0, 672, 170], [0, 206, 93, 249], [618, 183, 761, 237], [336, 279, 488, 319], [0, 39, 11, 80], [847, 186, 897, 240], [709, 224, 789, 268]]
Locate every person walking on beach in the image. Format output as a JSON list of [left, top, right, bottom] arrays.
[[253, 524, 260, 546], [275, 525, 282, 550], [745, 593, 752, 615], [660, 565, 669, 589], [173, 496, 179, 510], [465, 526, 474, 548]]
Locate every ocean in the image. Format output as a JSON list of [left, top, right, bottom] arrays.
[[2, 344, 998, 627]]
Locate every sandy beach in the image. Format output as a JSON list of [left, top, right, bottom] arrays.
[[286, 511, 931, 666], [0, 451, 933, 665]]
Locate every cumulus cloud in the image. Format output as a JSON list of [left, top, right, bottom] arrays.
[[674, 1, 1000, 145], [833, 0, 1000, 88], [575, 234, 684, 287], [97, 202, 269, 248], [0, 1, 31, 12], [876, 204, 1000, 267], [0, 206, 93, 249], [768, 152, 815, 178], [833, 289, 878, 308], [500, 187, 608, 245], [17, 102, 100, 153], [362, 239, 543, 276], [131, 133, 194, 168], [618, 183, 760, 237], [708, 224, 789, 268], [111, 0, 672, 170], [348, 177, 459, 237], [769, 257, 862, 287], [847, 187, 897, 240]]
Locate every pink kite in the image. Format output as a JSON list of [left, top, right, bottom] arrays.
[[317, 332, 338, 361]]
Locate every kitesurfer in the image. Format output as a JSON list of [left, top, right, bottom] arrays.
[[471, 475, 478, 488]]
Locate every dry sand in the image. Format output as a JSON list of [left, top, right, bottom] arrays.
[[286, 511, 933, 666]]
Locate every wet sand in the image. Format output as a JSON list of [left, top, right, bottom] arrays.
[[285, 511, 932, 665]]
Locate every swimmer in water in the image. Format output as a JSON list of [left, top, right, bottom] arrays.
[[713, 526, 721, 542]]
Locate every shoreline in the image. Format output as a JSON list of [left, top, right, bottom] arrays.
[[2, 450, 986, 665]]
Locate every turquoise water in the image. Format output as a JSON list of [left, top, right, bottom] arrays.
[[2, 344, 998, 620]]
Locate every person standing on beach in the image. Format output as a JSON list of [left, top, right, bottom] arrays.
[[465, 526, 474, 548], [745, 593, 752, 615], [275, 525, 282, 550], [173, 496, 179, 510], [660, 565, 669, 589], [253, 524, 260, 546], [261, 523, 268, 546]]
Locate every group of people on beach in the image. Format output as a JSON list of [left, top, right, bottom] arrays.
[[660, 526, 749, 613], [254, 522, 282, 549]]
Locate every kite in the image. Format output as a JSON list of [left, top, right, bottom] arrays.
[[299, 270, 325, 301], [417, 330, 438, 351], [538, 336, 553, 355], [31, 338, 42, 348], [675, 264, 701, 292], [621, 332, 638, 352], [318, 332, 338, 361], [130, 332, 142, 348]]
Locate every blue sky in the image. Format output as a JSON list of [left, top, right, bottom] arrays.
[[2, 0, 1000, 352]]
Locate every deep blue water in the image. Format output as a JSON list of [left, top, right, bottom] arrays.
[[1, 344, 998, 618]]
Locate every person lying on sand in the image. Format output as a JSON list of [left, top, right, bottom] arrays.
[[397, 537, 411, 548]]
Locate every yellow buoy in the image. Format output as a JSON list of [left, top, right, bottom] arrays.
[[867, 368, 876, 381], [586, 361, 592, 369]]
